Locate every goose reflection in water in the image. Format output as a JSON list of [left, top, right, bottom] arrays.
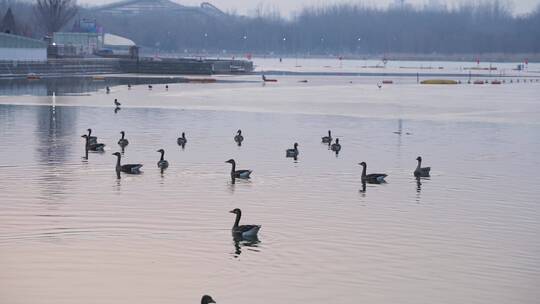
[[232, 234, 260, 258]]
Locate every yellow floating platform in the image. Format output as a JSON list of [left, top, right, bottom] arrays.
[[421, 79, 458, 85]]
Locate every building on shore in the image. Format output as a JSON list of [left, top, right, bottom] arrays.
[[0, 33, 47, 61]]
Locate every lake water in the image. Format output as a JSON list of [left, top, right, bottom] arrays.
[[1, 62, 540, 303]]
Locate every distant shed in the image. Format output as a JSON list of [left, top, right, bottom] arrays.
[[0, 33, 47, 61]]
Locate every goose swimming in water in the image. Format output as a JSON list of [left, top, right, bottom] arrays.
[[321, 130, 332, 144], [118, 131, 129, 147], [286, 143, 299, 157], [234, 130, 244, 145], [114, 99, 121, 107], [177, 132, 187, 145], [113, 152, 142, 174], [86, 128, 98, 144], [414, 156, 431, 177], [156, 149, 169, 169], [81, 134, 105, 151], [148, 85, 153, 90], [225, 159, 252, 179], [359, 162, 387, 184], [201, 295, 216, 304], [230, 208, 261, 238], [331, 138, 341, 152]]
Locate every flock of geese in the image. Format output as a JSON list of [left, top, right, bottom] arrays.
[[80, 94, 432, 303]]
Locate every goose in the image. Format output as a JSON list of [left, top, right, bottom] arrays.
[[225, 159, 252, 179], [359, 162, 387, 184], [321, 130, 332, 143], [286, 143, 299, 157], [234, 130, 244, 145], [112, 152, 142, 174], [86, 128, 98, 144], [81, 135, 105, 151], [177, 132, 187, 145], [148, 85, 153, 90], [114, 99, 121, 107], [117, 131, 129, 147], [331, 138, 341, 152], [156, 149, 169, 169], [230, 208, 261, 238], [201, 295, 216, 304], [414, 156, 431, 177]]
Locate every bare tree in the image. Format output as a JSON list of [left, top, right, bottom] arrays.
[[34, 0, 78, 34]]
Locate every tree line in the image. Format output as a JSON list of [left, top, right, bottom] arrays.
[[2, 0, 539, 55]]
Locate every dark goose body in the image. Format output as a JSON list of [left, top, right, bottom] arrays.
[[156, 149, 169, 169], [234, 130, 244, 144], [113, 152, 142, 174], [81, 135, 105, 151], [331, 138, 341, 152], [286, 143, 299, 157], [86, 128, 98, 144], [177, 132, 187, 145], [414, 156, 431, 177], [322, 130, 332, 143], [226, 159, 252, 179], [230, 208, 261, 238], [118, 131, 129, 147], [359, 162, 387, 184]]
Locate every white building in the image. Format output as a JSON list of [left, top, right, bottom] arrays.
[[0, 33, 47, 61]]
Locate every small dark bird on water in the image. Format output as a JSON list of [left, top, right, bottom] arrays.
[[414, 156, 431, 177], [156, 149, 169, 170], [165, 85, 169, 90], [201, 295, 216, 304], [112, 152, 142, 175], [177, 132, 187, 146], [230, 208, 261, 238], [321, 130, 332, 144], [331, 138, 341, 152], [118, 131, 129, 147], [106, 86, 110, 93], [127, 84, 131, 89], [286, 143, 299, 158], [234, 130, 244, 145], [225, 159, 252, 179], [359, 162, 387, 184], [148, 85, 153, 90], [114, 99, 121, 107], [81, 135, 105, 152]]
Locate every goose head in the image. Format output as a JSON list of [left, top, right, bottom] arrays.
[[237, 129, 242, 135], [416, 156, 422, 162], [181, 132, 185, 137], [157, 149, 165, 154], [225, 159, 236, 165], [201, 295, 216, 304], [81, 134, 88, 139], [229, 208, 241, 215], [87, 128, 92, 135], [120, 131, 125, 136], [358, 162, 366, 167], [294, 143, 299, 148], [335, 138, 339, 144], [112, 152, 121, 157], [328, 130, 331, 136]]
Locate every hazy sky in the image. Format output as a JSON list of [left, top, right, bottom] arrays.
[[81, 0, 539, 16]]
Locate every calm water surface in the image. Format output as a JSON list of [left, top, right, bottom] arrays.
[[1, 74, 539, 304]]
